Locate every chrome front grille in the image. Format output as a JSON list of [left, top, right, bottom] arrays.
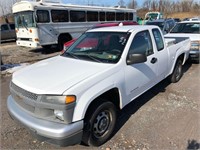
[[10, 82, 38, 101]]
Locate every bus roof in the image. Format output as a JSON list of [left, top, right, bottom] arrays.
[[13, 1, 136, 13]]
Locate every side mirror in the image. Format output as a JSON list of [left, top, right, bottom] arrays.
[[126, 53, 147, 65]]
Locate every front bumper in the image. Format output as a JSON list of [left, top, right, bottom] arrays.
[[189, 50, 200, 61], [7, 95, 83, 146], [16, 40, 39, 48]]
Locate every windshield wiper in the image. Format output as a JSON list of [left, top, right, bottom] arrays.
[[85, 54, 102, 63], [76, 54, 102, 63], [21, 16, 28, 31], [63, 52, 79, 59]]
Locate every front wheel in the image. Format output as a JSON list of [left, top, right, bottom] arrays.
[[42, 45, 52, 49], [169, 59, 183, 83], [82, 100, 117, 146]]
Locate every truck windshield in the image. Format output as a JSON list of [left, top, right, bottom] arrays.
[[62, 32, 130, 63], [170, 23, 200, 33], [14, 11, 36, 28]]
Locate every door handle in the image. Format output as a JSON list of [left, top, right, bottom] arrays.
[[151, 57, 157, 64]]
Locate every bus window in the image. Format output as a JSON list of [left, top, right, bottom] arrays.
[[116, 12, 124, 21], [36, 10, 50, 23], [106, 12, 115, 21], [129, 13, 133, 20], [51, 10, 69, 22], [70, 10, 86, 22], [99, 12, 105, 21], [125, 13, 128, 20], [87, 11, 98, 21]]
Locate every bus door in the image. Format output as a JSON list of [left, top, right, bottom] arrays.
[[37, 24, 58, 45], [36, 10, 58, 45]]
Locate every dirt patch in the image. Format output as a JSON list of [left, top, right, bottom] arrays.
[[0, 42, 61, 64]]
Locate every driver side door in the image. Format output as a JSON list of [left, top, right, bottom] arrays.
[[124, 30, 158, 102]]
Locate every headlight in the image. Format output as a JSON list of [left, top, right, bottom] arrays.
[[40, 95, 76, 104], [191, 41, 200, 51]]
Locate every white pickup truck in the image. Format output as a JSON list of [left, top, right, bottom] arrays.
[[7, 26, 190, 147], [165, 20, 200, 62]]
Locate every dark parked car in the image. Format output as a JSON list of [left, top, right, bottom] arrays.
[[174, 18, 181, 23], [0, 23, 16, 41], [146, 19, 176, 34]]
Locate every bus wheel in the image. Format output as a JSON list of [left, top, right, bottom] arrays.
[[42, 45, 52, 49], [58, 35, 69, 51], [82, 100, 117, 146]]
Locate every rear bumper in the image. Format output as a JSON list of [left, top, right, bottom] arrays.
[[7, 95, 83, 146]]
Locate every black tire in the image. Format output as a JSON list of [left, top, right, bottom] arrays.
[[42, 45, 52, 49], [58, 35, 70, 51], [169, 59, 183, 83], [82, 100, 117, 146]]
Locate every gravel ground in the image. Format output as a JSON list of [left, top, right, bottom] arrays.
[[1, 41, 200, 150]]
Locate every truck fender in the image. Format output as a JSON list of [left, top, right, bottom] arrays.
[[169, 53, 185, 75], [72, 78, 122, 122]]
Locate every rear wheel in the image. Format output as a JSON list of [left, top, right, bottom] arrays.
[[169, 59, 183, 83], [58, 35, 71, 51], [82, 100, 117, 146]]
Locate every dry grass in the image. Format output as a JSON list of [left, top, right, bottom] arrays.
[[167, 12, 200, 19]]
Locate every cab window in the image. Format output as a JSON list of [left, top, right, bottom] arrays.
[[129, 30, 153, 56], [152, 28, 164, 51]]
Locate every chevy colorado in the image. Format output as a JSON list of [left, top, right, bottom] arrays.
[[7, 25, 190, 147]]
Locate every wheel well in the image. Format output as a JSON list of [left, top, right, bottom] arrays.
[[58, 33, 72, 42], [85, 88, 120, 117], [178, 53, 184, 64]]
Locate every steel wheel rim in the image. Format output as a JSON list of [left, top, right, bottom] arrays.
[[93, 110, 111, 138]]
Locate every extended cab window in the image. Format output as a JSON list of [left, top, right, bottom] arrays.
[[129, 30, 153, 56], [152, 28, 164, 51]]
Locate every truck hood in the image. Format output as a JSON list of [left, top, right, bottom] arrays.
[[12, 56, 113, 95], [165, 33, 200, 41]]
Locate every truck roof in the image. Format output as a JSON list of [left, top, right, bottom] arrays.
[[87, 25, 159, 33]]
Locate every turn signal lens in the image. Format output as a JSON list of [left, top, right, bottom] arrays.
[[35, 38, 39, 42], [29, 29, 32, 33], [65, 95, 76, 104]]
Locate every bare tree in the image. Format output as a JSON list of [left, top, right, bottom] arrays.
[[128, 0, 138, 9], [151, 0, 158, 11], [143, 0, 151, 10], [181, 0, 194, 12], [118, 0, 125, 7]]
